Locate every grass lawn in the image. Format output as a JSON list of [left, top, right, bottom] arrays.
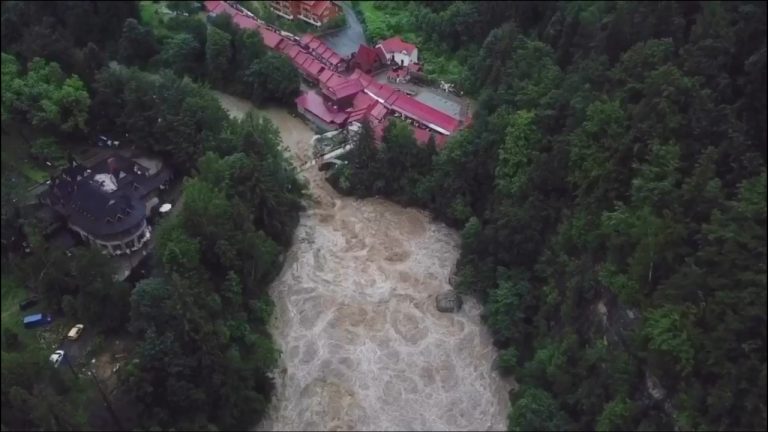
[[245, 1, 268, 15], [1, 126, 52, 184], [2, 274, 28, 335], [20, 164, 49, 183], [139, 0, 165, 30], [357, 1, 418, 43], [0, 274, 55, 352], [1, 273, 67, 349]]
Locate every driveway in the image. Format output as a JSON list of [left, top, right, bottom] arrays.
[[319, 2, 366, 57], [57, 325, 93, 369]]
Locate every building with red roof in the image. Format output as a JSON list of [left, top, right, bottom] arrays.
[[269, 1, 342, 27], [321, 79, 363, 105], [349, 44, 387, 74], [391, 94, 460, 135], [376, 36, 419, 67], [296, 91, 348, 131], [300, 34, 346, 71]]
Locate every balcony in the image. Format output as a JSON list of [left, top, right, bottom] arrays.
[[298, 14, 321, 26]]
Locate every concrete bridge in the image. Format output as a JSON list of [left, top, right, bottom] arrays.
[[299, 144, 352, 172], [299, 122, 361, 172]]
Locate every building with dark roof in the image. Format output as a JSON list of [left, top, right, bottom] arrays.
[[42, 154, 173, 256]]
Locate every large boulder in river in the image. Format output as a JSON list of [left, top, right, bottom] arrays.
[[436, 291, 463, 313]]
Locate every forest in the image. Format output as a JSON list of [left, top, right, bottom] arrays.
[[2, 1, 304, 430], [1, 0, 766, 431], [333, 1, 767, 430]]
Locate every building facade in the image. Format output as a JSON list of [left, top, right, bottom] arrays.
[[42, 154, 173, 256], [269, 1, 342, 27], [376, 37, 419, 67]]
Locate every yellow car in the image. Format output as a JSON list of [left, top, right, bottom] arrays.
[[67, 324, 84, 340]]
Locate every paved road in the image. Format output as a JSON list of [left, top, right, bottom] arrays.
[[319, 2, 366, 57]]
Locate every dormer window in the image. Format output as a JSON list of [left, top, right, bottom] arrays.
[[124, 207, 133, 215], [116, 214, 123, 222], [106, 217, 113, 224], [132, 183, 141, 192]]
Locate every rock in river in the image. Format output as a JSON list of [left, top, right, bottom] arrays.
[[436, 291, 463, 313]]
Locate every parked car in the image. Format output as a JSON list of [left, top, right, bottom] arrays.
[[49, 350, 64, 367], [18, 295, 40, 311], [23, 313, 53, 329], [67, 324, 84, 341]]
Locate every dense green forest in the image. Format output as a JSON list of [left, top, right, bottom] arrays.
[[2, 0, 766, 430], [333, 1, 767, 430], [2, 1, 304, 430]]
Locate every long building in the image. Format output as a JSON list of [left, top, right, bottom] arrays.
[[204, 1, 465, 149]]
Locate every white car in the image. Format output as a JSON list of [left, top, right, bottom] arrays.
[[67, 324, 84, 340], [49, 350, 65, 367]]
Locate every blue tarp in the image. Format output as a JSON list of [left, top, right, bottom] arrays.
[[23, 314, 44, 324]]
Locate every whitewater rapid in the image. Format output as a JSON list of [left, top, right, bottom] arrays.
[[214, 92, 510, 431]]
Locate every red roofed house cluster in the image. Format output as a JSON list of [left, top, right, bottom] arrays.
[[204, 1, 466, 150]]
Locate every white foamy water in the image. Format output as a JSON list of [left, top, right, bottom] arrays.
[[213, 91, 510, 431]]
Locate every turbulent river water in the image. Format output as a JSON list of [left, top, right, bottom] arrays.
[[213, 92, 511, 431]]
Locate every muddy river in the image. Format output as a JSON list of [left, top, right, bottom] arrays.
[[213, 91, 510, 431]]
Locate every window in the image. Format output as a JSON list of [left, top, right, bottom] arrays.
[[116, 214, 123, 222], [106, 217, 113, 224]]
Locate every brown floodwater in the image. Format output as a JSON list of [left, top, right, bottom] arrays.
[[213, 91, 511, 431]]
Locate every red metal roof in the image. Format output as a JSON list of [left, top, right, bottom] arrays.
[[351, 92, 374, 111], [324, 79, 363, 101], [304, 59, 326, 78], [204, 1, 224, 13], [232, 12, 259, 29], [299, 34, 314, 46], [369, 103, 389, 123], [283, 44, 301, 58], [391, 95, 460, 135], [296, 91, 348, 124], [378, 37, 417, 55], [301, 34, 345, 67], [293, 53, 326, 79], [259, 27, 284, 49], [352, 44, 383, 72], [364, 81, 400, 105], [318, 70, 346, 88]]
